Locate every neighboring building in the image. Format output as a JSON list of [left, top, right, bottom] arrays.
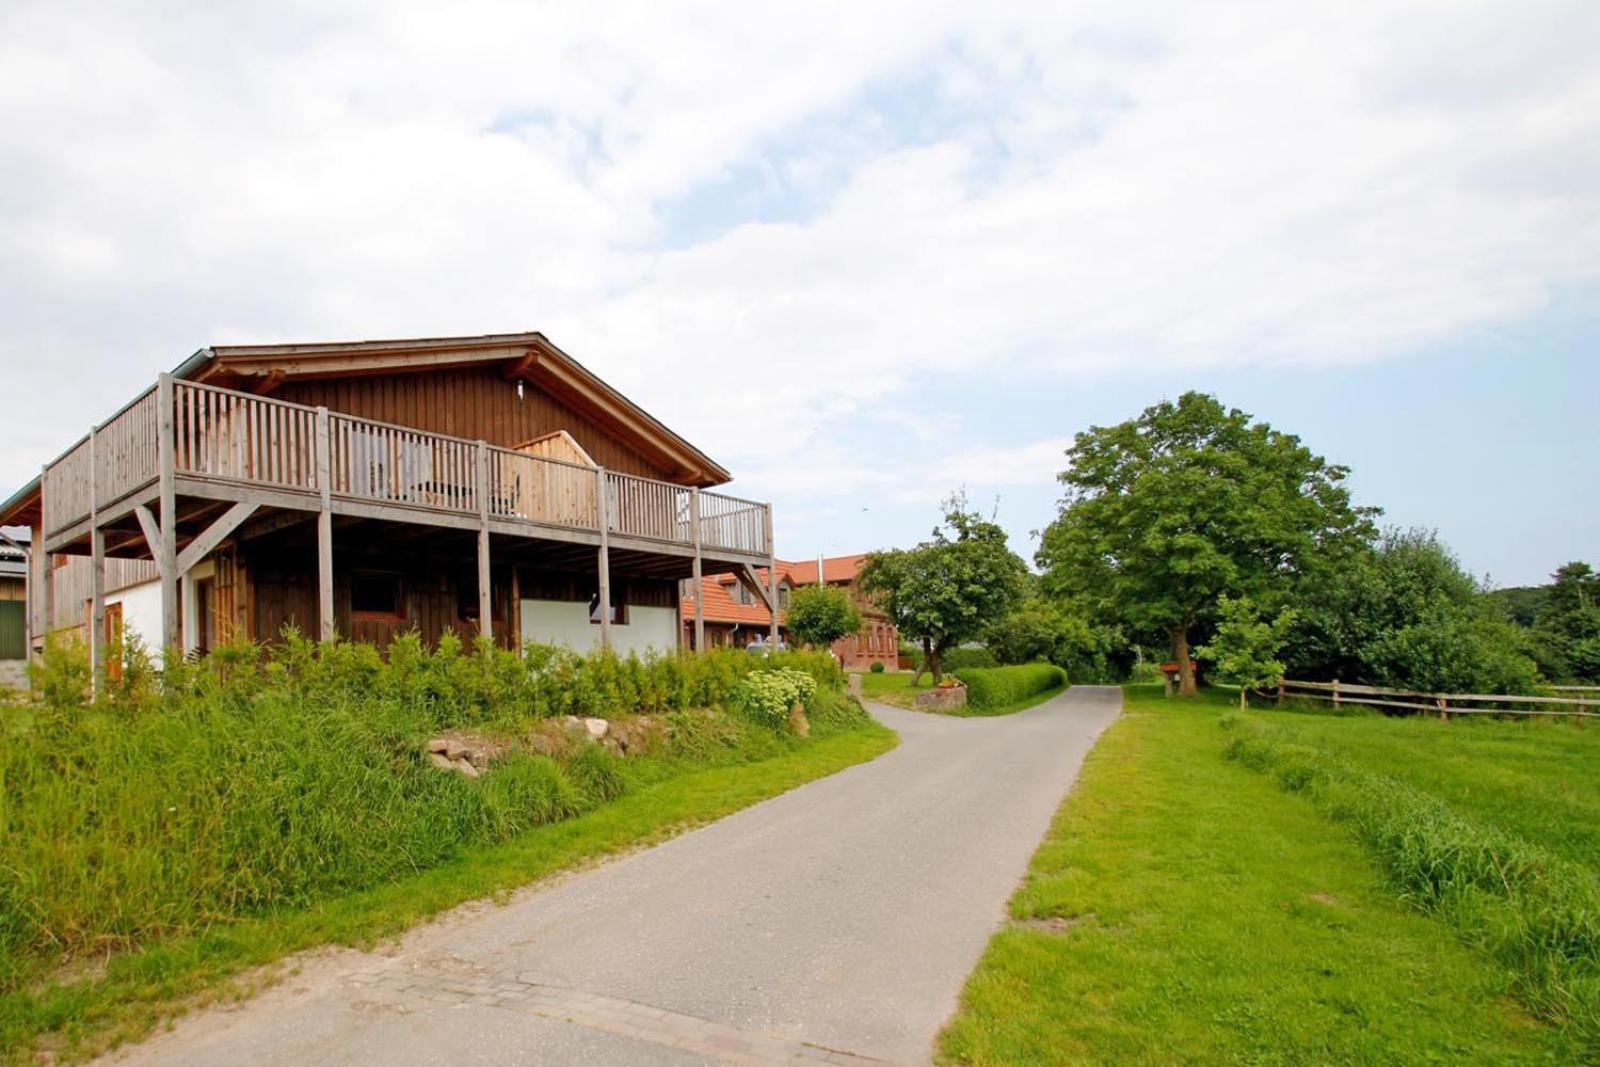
[[0, 529, 27, 678], [681, 553, 899, 670], [0, 333, 780, 675], [681, 563, 797, 651]]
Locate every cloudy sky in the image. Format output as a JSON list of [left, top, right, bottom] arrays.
[[2, 1, 1596, 586]]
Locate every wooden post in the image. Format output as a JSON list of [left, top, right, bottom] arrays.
[[1331, 677, 1341, 710], [88, 426, 105, 698], [596, 467, 612, 649], [476, 441, 492, 645], [1437, 696, 1449, 722], [690, 488, 704, 652], [1276, 678, 1285, 706], [510, 564, 522, 656], [38, 462, 53, 658], [157, 373, 179, 652], [764, 503, 778, 647], [315, 407, 335, 642]]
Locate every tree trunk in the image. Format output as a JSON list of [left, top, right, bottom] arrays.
[[912, 637, 934, 686], [1239, 687, 1247, 710], [928, 641, 945, 684], [1172, 626, 1197, 697]]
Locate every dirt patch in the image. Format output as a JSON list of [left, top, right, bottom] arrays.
[[1012, 912, 1098, 934]]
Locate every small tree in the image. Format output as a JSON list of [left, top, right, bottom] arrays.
[[786, 584, 861, 651], [859, 494, 1027, 683], [1195, 595, 1297, 708]]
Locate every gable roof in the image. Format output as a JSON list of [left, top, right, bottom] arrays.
[[176, 331, 731, 486], [681, 563, 796, 626], [787, 553, 870, 585]]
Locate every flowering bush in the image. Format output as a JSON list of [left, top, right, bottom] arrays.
[[734, 667, 817, 725]]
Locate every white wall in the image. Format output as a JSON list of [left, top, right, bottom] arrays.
[[108, 579, 162, 653], [519, 599, 679, 658]]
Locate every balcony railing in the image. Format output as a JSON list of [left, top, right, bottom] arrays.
[[39, 377, 770, 558]]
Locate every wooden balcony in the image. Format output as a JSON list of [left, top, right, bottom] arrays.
[[40, 377, 771, 565]]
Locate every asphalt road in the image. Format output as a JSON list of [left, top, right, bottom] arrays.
[[104, 686, 1122, 1067]]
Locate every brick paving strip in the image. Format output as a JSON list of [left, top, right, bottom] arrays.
[[345, 955, 898, 1066]]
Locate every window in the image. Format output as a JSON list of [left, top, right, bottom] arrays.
[[731, 583, 754, 607], [777, 583, 790, 609], [589, 590, 627, 625], [351, 573, 403, 618]]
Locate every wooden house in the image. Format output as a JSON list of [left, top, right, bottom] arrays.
[[0, 333, 780, 681]]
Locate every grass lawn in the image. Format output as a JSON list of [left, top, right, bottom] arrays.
[[1260, 703, 1600, 866], [2, 722, 896, 1066], [938, 686, 1572, 1065], [859, 671, 1067, 717]]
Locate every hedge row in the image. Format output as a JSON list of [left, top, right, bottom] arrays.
[[952, 663, 1068, 711]]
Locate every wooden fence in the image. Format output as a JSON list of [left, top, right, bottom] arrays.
[[1274, 678, 1598, 720]]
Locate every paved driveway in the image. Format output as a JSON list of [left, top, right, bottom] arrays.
[[105, 686, 1122, 1067]]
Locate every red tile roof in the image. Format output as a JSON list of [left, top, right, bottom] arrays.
[[786, 553, 869, 585], [679, 554, 875, 626]]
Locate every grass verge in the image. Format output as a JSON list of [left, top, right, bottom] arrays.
[[2, 721, 895, 1065], [937, 686, 1570, 1064], [1223, 710, 1600, 1053], [860, 671, 1068, 717]]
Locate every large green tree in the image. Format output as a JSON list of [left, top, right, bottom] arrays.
[[1038, 392, 1375, 695], [859, 496, 1027, 682], [1286, 528, 1543, 693]]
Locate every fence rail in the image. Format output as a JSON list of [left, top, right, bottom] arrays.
[[1276, 678, 1598, 719], [39, 377, 771, 560]]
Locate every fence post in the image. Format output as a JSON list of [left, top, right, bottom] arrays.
[[1276, 678, 1285, 707], [1437, 696, 1449, 722], [1331, 678, 1340, 710]]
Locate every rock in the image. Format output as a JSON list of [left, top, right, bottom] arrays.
[[455, 758, 480, 779], [428, 752, 455, 771], [529, 734, 558, 757], [444, 739, 469, 761], [426, 738, 449, 754], [583, 717, 609, 739]]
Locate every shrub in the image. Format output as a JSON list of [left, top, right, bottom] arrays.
[[869, 661, 886, 673], [952, 663, 1068, 711], [939, 647, 999, 671], [733, 667, 817, 726]]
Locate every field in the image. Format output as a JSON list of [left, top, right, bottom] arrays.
[[938, 686, 1583, 1064], [1259, 702, 1600, 865]]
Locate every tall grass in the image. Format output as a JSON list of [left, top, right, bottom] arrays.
[[0, 633, 859, 994], [1221, 714, 1600, 1053]]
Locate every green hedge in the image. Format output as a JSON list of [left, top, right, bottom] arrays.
[[952, 663, 1068, 710]]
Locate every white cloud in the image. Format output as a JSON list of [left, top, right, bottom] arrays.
[[1, 0, 1597, 510]]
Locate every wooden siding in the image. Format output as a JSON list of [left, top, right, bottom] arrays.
[[0, 576, 23, 602], [247, 542, 677, 653], [35, 551, 160, 635], [274, 368, 673, 481]]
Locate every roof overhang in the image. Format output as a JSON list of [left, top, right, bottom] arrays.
[[179, 332, 731, 487], [0, 479, 42, 529]]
